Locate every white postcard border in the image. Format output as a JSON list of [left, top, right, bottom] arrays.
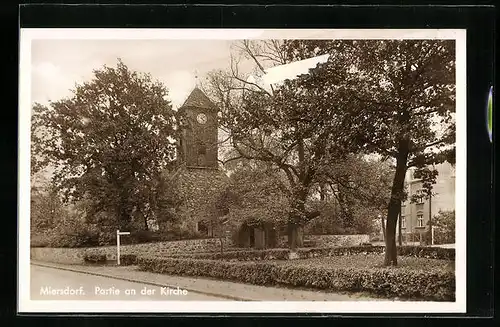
[[18, 28, 467, 314]]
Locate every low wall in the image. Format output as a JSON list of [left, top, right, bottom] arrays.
[[31, 238, 230, 265], [309, 234, 370, 247], [278, 234, 370, 248]]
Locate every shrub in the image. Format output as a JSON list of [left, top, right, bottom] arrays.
[[30, 233, 51, 247], [84, 253, 107, 264], [163, 245, 454, 261], [433, 210, 455, 245], [119, 254, 138, 265], [31, 222, 100, 248], [137, 256, 455, 301], [50, 225, 100, 248]]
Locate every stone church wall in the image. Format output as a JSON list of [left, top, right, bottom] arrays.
[[169, 166, 230, 235]]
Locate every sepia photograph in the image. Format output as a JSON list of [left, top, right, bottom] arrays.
[[18, 28, 466, 313]]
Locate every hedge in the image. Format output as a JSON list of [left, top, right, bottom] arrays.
[[83, 253, 137, 265], [163, 245, 455, 261], [137, 256, 455, 301], [118, 254, 138, 265], [83, 253, 107, 264]]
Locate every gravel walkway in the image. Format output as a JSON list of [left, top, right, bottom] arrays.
[[31, 260, 382, 301]]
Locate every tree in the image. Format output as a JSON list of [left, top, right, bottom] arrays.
[[432, 210, 455, 244], [204, 41, 364, 250], [31, 59, 178, 232], [307, 155, 393, 236], [216, 165, 291, 249], [290, 40, 455, 265], [30, 184, 63, 234]]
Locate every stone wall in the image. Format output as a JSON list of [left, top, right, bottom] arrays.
[[277, 234, 370, 248], [171, 166, 230, 233], [309, 234, 370, 247], [31, 238, 230, 265]]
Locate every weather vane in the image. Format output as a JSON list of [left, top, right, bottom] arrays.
[[194, 69, 200, 88]]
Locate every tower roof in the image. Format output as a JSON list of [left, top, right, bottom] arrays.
[[179, 87, 216, 111]]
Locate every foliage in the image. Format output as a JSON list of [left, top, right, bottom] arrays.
[[31, 59, 178, 232], [163, 245, 455, 261], [118, 254, 138, 265], [31, 216, 100, 248], [307, 155, 394, 235], [205, 41, 378, 248], [219, 166, 290, 228], [83, 253, 107, 264], [30, 184, 64, 234], [432, 210, 455, 244], [285, 39, 456, 265], [30, 183, 101, 248], [83, 253, 137, 265], [137, 254, 455, 301]]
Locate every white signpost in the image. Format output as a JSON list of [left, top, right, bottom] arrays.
[[116, 230, 130, 265]]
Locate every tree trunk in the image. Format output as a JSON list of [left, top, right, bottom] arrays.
[[143, 211, 149, 231], [288, 223, 299, 250], [287, 185, 308, 250], [381, 215, 386, 241], [398, 205, 403, 246], [384, 139, 410, 266]]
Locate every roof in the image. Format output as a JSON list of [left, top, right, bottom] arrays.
[[178, 87, 216, 111]]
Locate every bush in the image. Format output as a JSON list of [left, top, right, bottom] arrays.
[[119, 254, 138, 265], [31, 222, 100, 248], [163, 245, 455, 261], [137, 256, 455, 301], [84, 253, 107, 264], [433, 210, 455, 245], [30, 233, 51, 247]]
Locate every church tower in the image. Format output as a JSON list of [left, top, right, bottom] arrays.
[[168, 87, 229, 238], [177, 87, 218, 169]]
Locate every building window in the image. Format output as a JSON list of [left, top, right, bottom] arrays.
[[417, 214, 424, 227], [401, 216, 406, 228], [416, 189, 425, 204]]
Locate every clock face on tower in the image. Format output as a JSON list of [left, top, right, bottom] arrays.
[[197, 113, 207, 124]]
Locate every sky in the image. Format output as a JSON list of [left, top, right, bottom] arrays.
[[31, 39, 238, 109], [31, 38, 335, 109]]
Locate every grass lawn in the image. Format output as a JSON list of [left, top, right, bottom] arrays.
[[270, 253, 454, 272]]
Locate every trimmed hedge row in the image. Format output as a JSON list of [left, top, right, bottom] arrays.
[[83, 253, 137, 265], [137, 256, 455, 301], [164, 245, 455, 261], [82, 245, 453, 265], [83, 253, 107, 264]]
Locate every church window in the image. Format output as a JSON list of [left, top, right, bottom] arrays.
[[197, 143, 207, 166]]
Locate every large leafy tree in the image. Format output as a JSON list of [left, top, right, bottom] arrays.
[[205, 41, 363, 249], [31, 60, 178, 231], [288, 39, 456, 265]]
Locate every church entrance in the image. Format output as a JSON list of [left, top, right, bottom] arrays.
[[196, 220, 209, 236], [235, 222, 279, 249]]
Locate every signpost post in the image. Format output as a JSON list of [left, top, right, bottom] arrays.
[[116, 230, 130, 265]]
